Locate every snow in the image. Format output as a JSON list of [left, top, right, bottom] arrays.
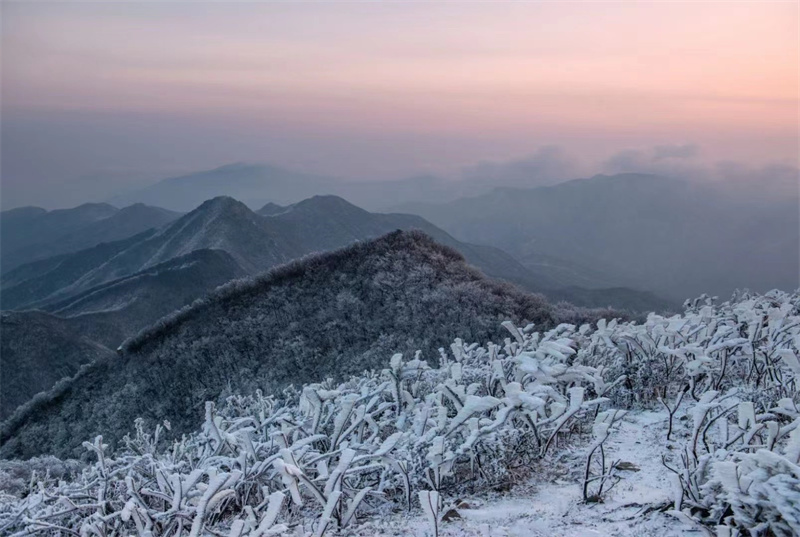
[[351, 409, 690, 537]]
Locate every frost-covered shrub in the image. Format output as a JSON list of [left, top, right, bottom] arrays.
[[650, 291, 800, 536], [560, 289, 800, 534]]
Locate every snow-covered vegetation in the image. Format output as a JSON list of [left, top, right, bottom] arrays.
[[1, 289, 798, 536]]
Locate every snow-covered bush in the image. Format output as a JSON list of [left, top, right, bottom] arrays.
[[636, 291, 800, 536], [570, 288, 800, 535]]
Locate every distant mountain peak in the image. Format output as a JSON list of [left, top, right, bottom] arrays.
[[192, 196, 252, 217], [287, 194, 367, 214], [204, 162, 268, 175], [198, 195, 243, 207], [0, 206, 47, 217], [257, 202, 286, 216], [149, 197, 257, 243]]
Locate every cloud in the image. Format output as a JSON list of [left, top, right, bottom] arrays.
[[602, 149, 648, 173], [601, 144, 707, 180], [653, 143, 699, 160], [601, 144, 798, 204], [460, 146, 580, 187], [603, 143, 700, 172], [708, 161, 799, 203], [458, 144, 796, 207]]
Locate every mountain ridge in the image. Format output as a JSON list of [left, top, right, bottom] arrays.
[[0, 195, 676, 421], [0, 202, 182, 273], [2, 230, 601, 458], [0, 196, 548, 311], [393, 173, 799, 300], [3, 194, 675, 315]]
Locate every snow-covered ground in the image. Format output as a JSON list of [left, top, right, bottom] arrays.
[[353, 409, 691, 537]]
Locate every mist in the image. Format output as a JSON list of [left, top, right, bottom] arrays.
[[3, 112, 796, 211], [2, 1, 796, 209]]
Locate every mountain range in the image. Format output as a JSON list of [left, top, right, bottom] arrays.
[[0, 194, 674, 422], [3, 195, 656, 317], [106, 163, 798, 301], [3, 167, 787, 457], [108, 163, 482, 213], [0, 230, 615, 459], [1, 202, 182, 273], [394, 173, 800, 300]]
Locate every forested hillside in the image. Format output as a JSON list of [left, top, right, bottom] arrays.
[[0, 231, 612, 459], [0, 312, 117, 420]]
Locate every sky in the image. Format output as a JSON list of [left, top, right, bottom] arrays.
[[2, 1, 798, 209]]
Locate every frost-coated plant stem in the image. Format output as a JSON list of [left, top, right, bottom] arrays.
[[582, 409, 625, 502], [541, 387, 586, 457], [659, 385, 689, 441], [419, 491, 440, 537]]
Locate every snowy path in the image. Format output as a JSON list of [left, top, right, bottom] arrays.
[[355, 410, 695, 537]]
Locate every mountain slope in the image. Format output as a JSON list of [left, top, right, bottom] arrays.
[[45, 249, 247, 333], [0, 203, 181, 272], [0, 312, 118, 421], [108, 163, 335, 212], [395, 173, 800, 300], [0, 251, 245, 420], [514, 250, 625, 290], [0, 231, 573, 459]]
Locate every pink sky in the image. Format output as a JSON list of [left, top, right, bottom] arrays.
[[2, 2, 798, 206]]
